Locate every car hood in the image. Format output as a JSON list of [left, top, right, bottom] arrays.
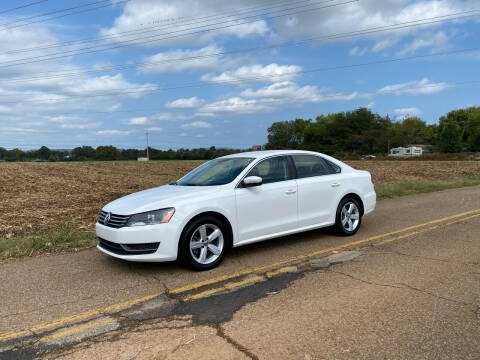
[[103, 184, 221, 215]]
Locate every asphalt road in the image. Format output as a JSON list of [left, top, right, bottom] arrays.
[[1, 186, 480, 359]]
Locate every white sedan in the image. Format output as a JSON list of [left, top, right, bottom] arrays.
[[96, 150, 376, 270]]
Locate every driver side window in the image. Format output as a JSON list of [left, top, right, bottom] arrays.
[[248, 156, 291, 184]]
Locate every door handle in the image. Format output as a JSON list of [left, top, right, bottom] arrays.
[[331, 182, 341, 187], [285, 189, 297, 195]]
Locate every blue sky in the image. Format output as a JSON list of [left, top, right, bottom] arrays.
[[0, 0, 479, 150]]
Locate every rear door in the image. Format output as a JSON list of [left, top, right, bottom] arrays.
[[235, 155, 298, 242], [291, 154, 342, 227]]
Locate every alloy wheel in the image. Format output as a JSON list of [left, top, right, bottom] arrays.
[[189, 223, 224, 265], [341, 202, 360, 232]]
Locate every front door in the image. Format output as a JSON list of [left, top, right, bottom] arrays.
[[235, 155, 298, 243]]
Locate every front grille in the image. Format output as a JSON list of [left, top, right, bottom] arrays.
[[98, 238, 160, 255], [98, 210, 130, 228]]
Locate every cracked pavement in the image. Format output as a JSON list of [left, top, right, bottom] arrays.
[[1, 186, 480, 359]]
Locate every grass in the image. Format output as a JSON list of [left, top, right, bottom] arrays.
[[376, 174, 480, 200], [0, 222, 97, 260]]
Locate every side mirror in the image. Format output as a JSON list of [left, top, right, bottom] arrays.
[[242, 176, 263, 187]]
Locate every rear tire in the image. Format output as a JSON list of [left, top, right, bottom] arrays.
[[178, 215, 228, 270], [334, 197, 362, 236]]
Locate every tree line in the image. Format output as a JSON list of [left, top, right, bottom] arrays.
[[0, 145, 244, 161], [265, 106, 480, 156]]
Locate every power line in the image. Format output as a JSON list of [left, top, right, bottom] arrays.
[[0, 46, 478, 104], [0, 8, 478, 77], [0, 0, 48, 15], [2, 0, 323, 55], [0, 0, 359, 68], [2, 12, 479, 85], [0, 0, 129, 32]]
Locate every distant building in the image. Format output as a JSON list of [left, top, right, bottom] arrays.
[[137, 157, 149, 161], [409, 144, 432, 153], [389, 146, 423, 157], [251, 145, 262, 151]]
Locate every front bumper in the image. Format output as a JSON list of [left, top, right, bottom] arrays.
[[95, 222, 179, 262]]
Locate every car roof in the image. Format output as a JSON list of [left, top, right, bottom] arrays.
[[220, 150, 328, 159]]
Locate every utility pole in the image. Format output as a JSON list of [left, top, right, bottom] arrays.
[[146, 130, 150, 160]]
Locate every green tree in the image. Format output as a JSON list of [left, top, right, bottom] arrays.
[[4, 148, 24, 161], [266, 118, 311, 149], [0, 147, 6, 159], [400, 117, 427, 144], [37, 146, 51, 160], [96, 145, 120, 160], [420, 124, 438, 145], [466, 112, 480, 151], [72, 146, 96, 160], [438, 120, 462, 153]]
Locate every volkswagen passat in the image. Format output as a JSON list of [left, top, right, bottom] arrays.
[[96, 150, 376, 270]]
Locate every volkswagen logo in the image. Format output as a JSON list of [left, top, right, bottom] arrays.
[[104, 212, 112, 226]]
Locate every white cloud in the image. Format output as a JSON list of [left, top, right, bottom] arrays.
[[150, 112, 194, 121], [166, 96, 205, 109], [393, 107, 423, 119], [396, 31, 451, 56], [60, 122, 102, 129], [201, 63, 301, 84], [272, 0, 475, 54], [65, 74, 157, 99], [147, 127, 163, 132], [128, 116, 149, 125], [96, 130, 134, 136], [240, 81, 318, 100], [197, 75, 450, 118], [140, 45, 224, 73], [197, 97, 274, 116], [181, 121, 213, 129], [378, 78, 451, 95], [349, 46, 367, 56], [151, 112, 174, 121], [100, 0, 268, 47]]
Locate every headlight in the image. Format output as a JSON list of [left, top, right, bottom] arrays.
[[126, 208, 175, 227]]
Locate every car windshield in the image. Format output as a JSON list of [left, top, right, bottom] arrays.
[[176, 157, 254, 186]]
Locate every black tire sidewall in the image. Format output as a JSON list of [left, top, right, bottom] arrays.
[[335, 198, 362, 236], [178, 215, 228, 270]]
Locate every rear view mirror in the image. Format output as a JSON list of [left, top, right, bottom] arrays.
[[243, 176, 263, 187]]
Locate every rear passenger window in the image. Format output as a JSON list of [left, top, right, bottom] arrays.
[[292, 155, 340, 178], [324, 159, 341, 174]]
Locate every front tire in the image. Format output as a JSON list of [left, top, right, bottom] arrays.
[[334, 198, 362, 236], [178, 216, 228, 270]]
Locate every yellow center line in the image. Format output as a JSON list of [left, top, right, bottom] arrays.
[[373, 213, 480, 247], [0, 294, 158, 342], [183, 266, 300, 301], [183, 275, 265, 301], [38, 318, 116, 343], [1, 208, 479, 343]]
